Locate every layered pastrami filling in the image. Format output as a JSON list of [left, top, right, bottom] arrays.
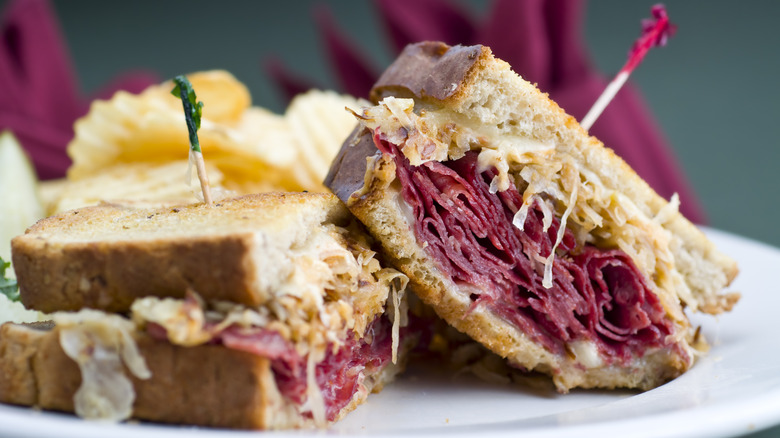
[[375, 134, 678, 365], [147, 316, 394, 421]]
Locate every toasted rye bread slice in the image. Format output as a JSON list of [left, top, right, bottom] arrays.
[[12, 192, 351, 313], [0, 321, 404, 429], [0, 322, 281, 429], [325, 42, 738, 391]]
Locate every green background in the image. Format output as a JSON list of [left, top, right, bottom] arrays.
[[3, 1, 779, 436]]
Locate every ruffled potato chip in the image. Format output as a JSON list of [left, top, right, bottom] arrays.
[[68, 71, 255, 181], [61, 71, 360, 211]]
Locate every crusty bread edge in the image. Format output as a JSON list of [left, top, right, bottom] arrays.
[[0, 323, 281, 428], [12, 192, 354, 314]]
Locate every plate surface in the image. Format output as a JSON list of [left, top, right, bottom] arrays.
[[1, 228, 778, 438]]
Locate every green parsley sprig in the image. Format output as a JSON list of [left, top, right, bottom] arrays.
[[0, 257, 19, 302], [171, 75, 212, 205]]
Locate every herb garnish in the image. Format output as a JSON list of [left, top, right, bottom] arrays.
[[171, 75, 212, 205], [0, 257, 19, 302]]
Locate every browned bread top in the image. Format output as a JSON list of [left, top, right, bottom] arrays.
[[370, 42, 484, 104], [18, 191, 350, 242], [11, 192, 356, 313]]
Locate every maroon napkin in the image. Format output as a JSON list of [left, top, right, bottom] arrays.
[[268, 0, 705, 223], [0, 0, 157, 180]]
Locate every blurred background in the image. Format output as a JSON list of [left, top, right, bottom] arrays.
[[1, 1, 779, 436], [4, 0, 775, 247]]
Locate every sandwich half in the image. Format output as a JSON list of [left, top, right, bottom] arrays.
[[4, 192, 412, 428], [325, 41, 739, 392]]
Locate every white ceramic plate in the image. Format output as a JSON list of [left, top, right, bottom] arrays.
[[1, 228, 779, 438]]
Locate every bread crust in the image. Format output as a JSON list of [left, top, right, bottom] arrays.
[[14, 234, 256, 313], [12, 192, 352, 313], [370, 42, 484, 104], [0, 323, 277, 428], [0, 321, 405, 429]]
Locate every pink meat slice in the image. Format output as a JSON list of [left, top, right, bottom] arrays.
[[375, 133, 676, 364]]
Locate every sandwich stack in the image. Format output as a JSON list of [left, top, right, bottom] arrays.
[[0, 39, 740, 430], [326, 41, 738, 392], [1, 192, 413, 428]]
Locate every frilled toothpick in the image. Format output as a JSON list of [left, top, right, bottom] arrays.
[[171, 75, 212, 206], [580, 4, 677, 131]]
